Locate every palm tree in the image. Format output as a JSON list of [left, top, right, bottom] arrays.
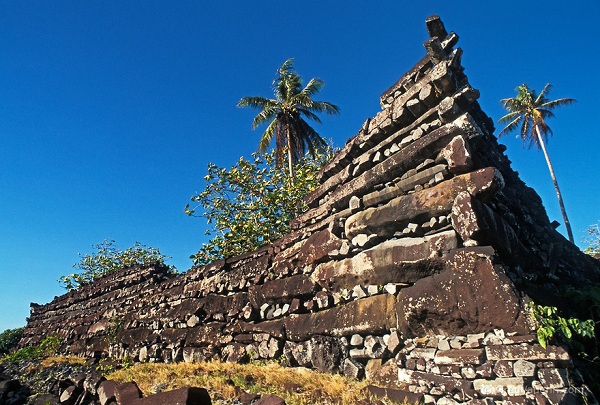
[[237, 58, 339, 181], [498, 83, 575, 243]]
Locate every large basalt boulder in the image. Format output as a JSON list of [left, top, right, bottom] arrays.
[[397, 248, 532, 336], [284, 294, 397, 341]]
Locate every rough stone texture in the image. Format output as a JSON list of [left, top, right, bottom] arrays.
[[312, 231, 457, 291], [18, 15, 600, 405], [397, 249, 532, 337], [344, 167, 504, 239]]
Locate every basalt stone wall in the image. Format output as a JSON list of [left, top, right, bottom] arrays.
[[20, 15, 600, 404]]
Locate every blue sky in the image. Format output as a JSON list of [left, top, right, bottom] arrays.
[[1, 2, 599, 331]]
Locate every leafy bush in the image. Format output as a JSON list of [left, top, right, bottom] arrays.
[[2, 334, 62, 363], [529, 301, 595, 348], [185, 148, 332, 266], [0, 327, 24, 354], [59, 240, 175, 291]]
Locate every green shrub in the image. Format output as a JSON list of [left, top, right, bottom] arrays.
[[186, 148, 332, 265], [529, 301, 595, 348], [2, 334, 62, 363], [0, 327, 24, 354], [59, 240, 175, 291]]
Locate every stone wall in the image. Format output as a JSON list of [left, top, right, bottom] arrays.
[[20, 15, 600, 404]]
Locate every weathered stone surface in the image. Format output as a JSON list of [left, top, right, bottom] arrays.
[[115, 381, 143, 404], [485, 344, 570, 362], [366, 385, 424, 404], [248, 275, 317, 307], [253, 395, 286, 405], [493, 360, 514, 378], [59, 385, 81, 405], [398, 369, 474, 394], [284, 294, 396, 341], [308, 335, 344, 373], [473, 377, 526, 397], [345, 167, 504, 239], [237, 319, 286, 340], [97, 380, 117, 405], [362, 164, 449, 208], [134, 387, 212, 405], [342, 358, 364, 379], [301, 114, 484, 225], [186, 323, 226, 346], [433, 348, 485, 365], [312, 231, 457, 291], [426, 14, 448, 38], [438, 135, 473, 174], [397, 249, 531, 337], [537, 368, 568, 389], [182, 347, 213, 363], [451, 192, 529, 262], [294, 229, 343, 266], [513, 359, 536, 377]]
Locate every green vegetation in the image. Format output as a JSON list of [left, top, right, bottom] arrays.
[[1, 334, 62, 363], [498, 83, 576, 243], [238, 58, 339, 181], [0, 327, 24, 355], [186, 148, 331, 266], [585, 222, 600, 256], [59, 240, 175, 291], [528, 301, 595, 349]]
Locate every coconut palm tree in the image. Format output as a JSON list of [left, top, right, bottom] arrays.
[[498, 83, 575, 243], [238, 58, 339, 181]]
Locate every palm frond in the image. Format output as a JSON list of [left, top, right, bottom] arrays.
[[251, 102, 280, 129], [300, 78, 325, 98], [498, 110, 521, 124], [297, 107, 322, 123], [537, 108, 556, 120], [310, 101, 340, 115], [535, 83, 552, 104], [498, 115, 522, 136], [237, 96, 272, 109], [277, 58, 295, 77], [541, 97, 576, 109], [500, 97, 521, 112], [258, 120, 277, 153]]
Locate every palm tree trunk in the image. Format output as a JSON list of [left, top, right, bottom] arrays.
[[535, 126, 574, 243], [287, 134, 295, 184]]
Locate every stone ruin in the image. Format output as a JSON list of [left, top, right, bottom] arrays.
[[18, 15, 600, 404]]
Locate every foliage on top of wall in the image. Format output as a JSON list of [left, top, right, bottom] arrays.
[[58, 240, 175, 291], [186, 147, 332, 266]]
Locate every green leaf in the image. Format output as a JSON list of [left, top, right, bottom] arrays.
[[537, 329, 547, 349]]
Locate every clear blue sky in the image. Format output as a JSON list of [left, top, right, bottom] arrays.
[[1, 2, 598, 331]]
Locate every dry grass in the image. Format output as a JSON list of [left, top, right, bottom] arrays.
[[106, 360, 391, 405], [40, 355, 87, 368]]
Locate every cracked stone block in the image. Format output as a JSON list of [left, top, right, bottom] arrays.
[[537, 368, 568, 389]]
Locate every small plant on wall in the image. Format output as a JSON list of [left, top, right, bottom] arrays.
[[59, 240, 175, 291], [528, 302, 595, 348]]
